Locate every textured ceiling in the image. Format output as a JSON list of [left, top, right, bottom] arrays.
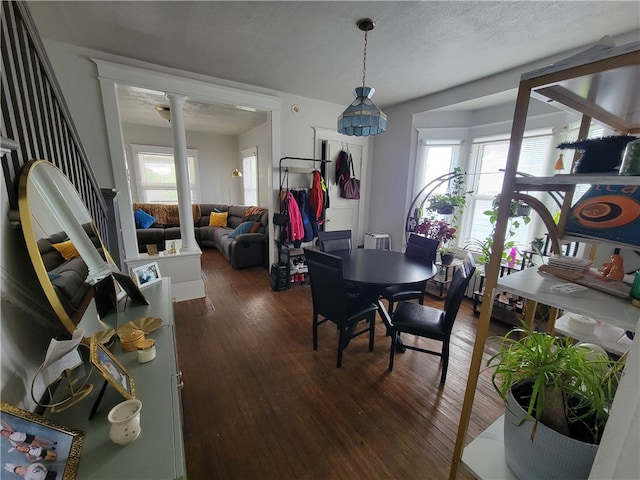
[[27, 1, 640, 134]]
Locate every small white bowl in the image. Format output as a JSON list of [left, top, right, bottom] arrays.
[[568, 314, 597, 336]]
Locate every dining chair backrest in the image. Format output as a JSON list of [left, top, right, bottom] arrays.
[[405, 234, 439, 266], [304, 248, 349, 322], [442, 252, 476, 332], [317, 230, 352, 253]]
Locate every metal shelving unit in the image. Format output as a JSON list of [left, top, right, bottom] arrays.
[[450, 41, 640, 479]]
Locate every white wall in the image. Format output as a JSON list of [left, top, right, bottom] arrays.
[[122, 124, 239, 204]]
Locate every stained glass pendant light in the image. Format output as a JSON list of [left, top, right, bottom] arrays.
[[337, 18, 387, 136]]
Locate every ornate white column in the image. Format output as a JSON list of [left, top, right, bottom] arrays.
[[167, 94, 199, 252]]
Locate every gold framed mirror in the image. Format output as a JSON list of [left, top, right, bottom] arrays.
[[18, 160, 113, 334]]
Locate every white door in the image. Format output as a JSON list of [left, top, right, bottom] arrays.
[[324, 140, 363, 233], [313, 128, 369, 246]]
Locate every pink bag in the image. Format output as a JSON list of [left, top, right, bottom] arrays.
[[340, 155, 360, 199], [342, 177, 360, 199]]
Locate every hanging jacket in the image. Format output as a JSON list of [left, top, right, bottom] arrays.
[[309, 171, 324, 223], [286, 191, 304, 243], [296, 189, 314, 242]]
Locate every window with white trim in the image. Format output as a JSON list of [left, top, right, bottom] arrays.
[[462, 134, 551, 249], [132, 145, 199, 204], [241, 147, 258, 206]]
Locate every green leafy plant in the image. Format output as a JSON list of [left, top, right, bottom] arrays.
[[425, 167, 472, 228], [465, 197, 531, 265], [439, 244, 456, 255], [487, 326, 624, 444]]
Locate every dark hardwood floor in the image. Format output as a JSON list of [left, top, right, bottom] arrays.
[[174, 249, 510, 479]]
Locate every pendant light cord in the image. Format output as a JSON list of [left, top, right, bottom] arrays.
[[362, 30, 368, 90]]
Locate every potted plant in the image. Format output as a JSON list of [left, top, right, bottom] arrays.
[[425, 167, 473, 227], [427, 192, 465, 215], [488, 326, 624, 479], [492, 196, 531, 217], [439, 244, 456, 266]]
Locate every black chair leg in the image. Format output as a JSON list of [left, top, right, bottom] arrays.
[[440, 341, 450, 384], [388, 330, 397, 370], [368, 313, 375, 352], [312, 313, 318, 350], [337, 327, 346, 368]]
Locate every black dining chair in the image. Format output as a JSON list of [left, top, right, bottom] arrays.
[[317, 230, 352, 253], [379, 234, 440, 316], [304, 248, 378, 368], [388, 252, 475, 384]]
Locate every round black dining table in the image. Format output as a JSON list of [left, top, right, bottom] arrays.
[[333, 248, 437, 337], [336, 248, 437, 287]]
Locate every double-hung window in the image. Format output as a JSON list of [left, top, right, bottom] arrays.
[[132, 145, 199, 204], [462, 133, 551, 248], [414, 141, 462, 210]]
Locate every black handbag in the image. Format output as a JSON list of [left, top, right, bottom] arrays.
[[273, 213, 287, 226]]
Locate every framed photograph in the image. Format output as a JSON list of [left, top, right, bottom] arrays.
[[1, 402, 83, 480], [131, 262, 161, 288], [145, 244, 158, 256], [90, 337, 136, 400], [164, 239, 181, 255], [111, 272, 149, 306]]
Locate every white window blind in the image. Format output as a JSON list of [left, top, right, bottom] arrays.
[[132, 145, 199, 204], [464, 135, 550, 249]]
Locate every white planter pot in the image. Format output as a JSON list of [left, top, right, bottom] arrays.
[[504, 390, 599, 479]]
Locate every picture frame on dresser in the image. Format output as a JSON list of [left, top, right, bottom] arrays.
[[1, 402, 84, 480], [90, 338, 136, 400], [131, 262, 162, 289]]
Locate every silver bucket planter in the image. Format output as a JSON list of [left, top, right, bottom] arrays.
[[504, 390, 599, 479]]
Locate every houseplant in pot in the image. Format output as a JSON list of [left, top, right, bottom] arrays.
[[415, 217, 457, 264], [487, 326, 624, 479]]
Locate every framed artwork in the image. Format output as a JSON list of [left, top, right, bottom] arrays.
[[111, 272, 149, 306], [90, 337, 136, 400], [145, 244, 158, 255], [1, 402, 83, 480], [131, 262, 161, 288]]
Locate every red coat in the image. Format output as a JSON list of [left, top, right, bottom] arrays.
[[309, 171, 324, 223]]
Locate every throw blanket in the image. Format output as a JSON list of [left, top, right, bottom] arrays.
[[133, 203, 201, 226]]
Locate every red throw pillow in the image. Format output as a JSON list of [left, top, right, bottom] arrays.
[[250, 222, 261, 233]]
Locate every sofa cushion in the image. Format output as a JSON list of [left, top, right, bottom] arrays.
[[209, 211, 228, 227], [136, 227, 166, 249], [228, 221, 255, 238], [164, 227, 182, 240], [250, 222, 261, 234], [134, 208, 157, 229], [52, 240, 80, 261], [213, 226, 232, 246]]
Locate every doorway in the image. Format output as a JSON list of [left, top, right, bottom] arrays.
[[94, 59, 281, 264]]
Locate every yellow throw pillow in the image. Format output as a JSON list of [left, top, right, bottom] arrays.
[[209, 211, 228, 227], [52, 240, 80, 261]]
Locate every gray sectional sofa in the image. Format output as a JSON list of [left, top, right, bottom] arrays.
[[37, 223, 103, 315], [133, 203, 269, 269]]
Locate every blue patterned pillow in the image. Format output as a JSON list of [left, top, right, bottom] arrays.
[[228, 221, 255, 238], [134, 208, 156, 229]]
